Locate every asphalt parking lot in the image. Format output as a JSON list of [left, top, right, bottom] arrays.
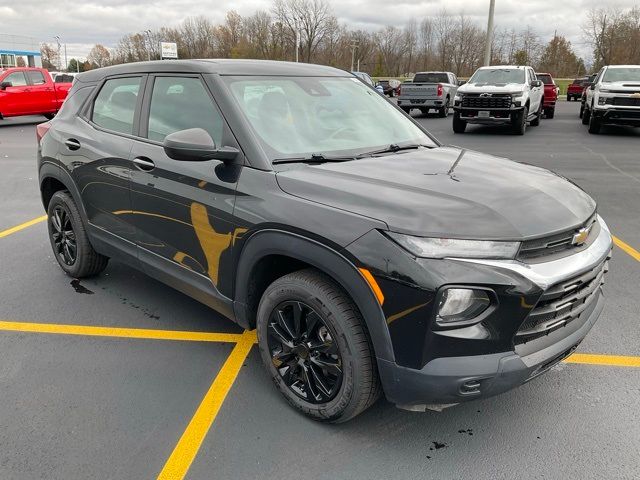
[[1, 100, 639, 480]]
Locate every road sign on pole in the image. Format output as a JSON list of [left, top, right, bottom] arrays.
[[160, 42, 178, 60]]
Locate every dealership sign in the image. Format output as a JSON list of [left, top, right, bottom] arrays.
[[160, 42, 178, 59]]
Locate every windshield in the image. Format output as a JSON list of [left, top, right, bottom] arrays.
[[224, 76, 436, 161], [469, 68, 525, 84], [414, 73, 449, 83], [602, 67, 640, 82]]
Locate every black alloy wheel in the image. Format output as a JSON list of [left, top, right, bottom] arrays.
[[51, 205, 77, 266], [267, 300, 343, 404]]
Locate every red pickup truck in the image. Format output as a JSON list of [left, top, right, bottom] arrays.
[[536, 72, 559, 119], [567, 77, 588, 101], [0, 67, 72, 120]]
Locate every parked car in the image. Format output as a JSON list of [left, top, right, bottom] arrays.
[[582, 64, 640, 134], [567, 77, 588, 101], [579, 74, 597, 118], [38, 60, 612, 422], [0, 67, 72, 119], [378, 79, 400, 97], [352, 71, 384, 94], [397, 71, 459, 117], [536, 72, 559, 118], [452, 65, 544, 134]]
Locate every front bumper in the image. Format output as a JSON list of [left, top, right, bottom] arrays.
[[592, 106, 640, 126], [453, 105, 523, 124]]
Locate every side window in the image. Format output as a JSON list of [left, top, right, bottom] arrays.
[[594, 68, 605, 84], [3, 71, 28, 86], [146, 76, 224, 145], [92, 77, 142, 135], [26, 71, 46, 85]]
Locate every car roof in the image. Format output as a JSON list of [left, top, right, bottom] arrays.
[[477, 65, 529, 70], [604, 65, 640, 69], [76, 59, 349, 84]]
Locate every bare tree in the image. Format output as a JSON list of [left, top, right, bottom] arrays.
[[87, 44, 111, 68]]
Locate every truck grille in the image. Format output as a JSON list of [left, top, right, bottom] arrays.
[[517, 215, 598, 261], [461, 94, 511, 109], [514, 256, 609, 344], [605, 97, 640, 107]]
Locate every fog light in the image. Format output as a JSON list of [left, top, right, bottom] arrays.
[[437, 288, 490, 325], [598, 97, 606, 105]]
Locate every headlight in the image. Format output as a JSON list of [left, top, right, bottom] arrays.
[[386, 233, 520, 259], [436, 288, 491, 325], [454, 94, 463, 102], [512, 92, 524, 105]]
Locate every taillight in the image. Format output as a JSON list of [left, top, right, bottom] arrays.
[[437, 84, 443, 96], [36, 121, 51, 144]]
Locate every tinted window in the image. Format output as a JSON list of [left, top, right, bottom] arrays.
[[92, 77, 142, 135], [414, 73, 449, 83], [26, 70, 46, 85], [147, 76, 223, 145], [537, 74, 553, 85], [55, 74, 74, 83], [4, 71, 27, 86]]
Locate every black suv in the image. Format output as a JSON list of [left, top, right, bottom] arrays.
[[38, 60, 612, 422]]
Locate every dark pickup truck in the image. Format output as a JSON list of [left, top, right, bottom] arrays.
[[0, 67, 71, 119], [37, 60, 612, 422]]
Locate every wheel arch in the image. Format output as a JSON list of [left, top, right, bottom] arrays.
[[233, 229, 395, 362], [39, 163, 90, 227]]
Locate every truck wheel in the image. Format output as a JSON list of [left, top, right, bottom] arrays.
[[452, 112, 466, 133], [544, 107, 555, 119], [579, 104, 584, 118], [438, 98, 450, 118], [588, 113, 601, 134], [512, 106, 528, 135], [582, 106, 590, 125], [401, 107, 412, 114], [44, 113, 56, 120], [47, 191, 109, 278], [530, 103, 542, 126], [256, 268, 380, 423]]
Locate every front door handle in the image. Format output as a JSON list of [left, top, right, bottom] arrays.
[[133, 157, 155, 171], [65, 138, 81, 150]]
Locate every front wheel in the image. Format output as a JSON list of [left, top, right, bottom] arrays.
[[588, 113, 601, 134], [256, 269, 380, 423], [512, 106, 528, 135], [582, 105, 591, 125], [452, 112, 466, 133]]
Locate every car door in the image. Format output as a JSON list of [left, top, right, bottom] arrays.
[[0, 71, 30, 116], [24, 70, 54, 114], [129, 74, 242, 305], [528, 68, 543, 111], [55, 75, 146, 259]]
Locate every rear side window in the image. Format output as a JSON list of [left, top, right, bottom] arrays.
[[26, 70, 46, 85], [92, 77, 142, 135], [146, 76, 223, 145], [414, 73, 449, 83], [3, 71, 27, 86]]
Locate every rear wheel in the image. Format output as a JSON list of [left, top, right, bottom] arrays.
[[256, 269, 380, 423], [438, 98, 450, 118], [512, 106, 528, 135], [530, 103, 542, 126], [452, 112, 466, 133], [544, 107, 555, 119], [47, 191, 108, 278]]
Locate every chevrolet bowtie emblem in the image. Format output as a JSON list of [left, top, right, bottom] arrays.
[[572, 226, 591, 246]]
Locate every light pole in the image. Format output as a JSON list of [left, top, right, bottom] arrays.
[[144, 30, 152, 61], [54, 35, 61, 70], [350, 38, 359, 72], [483, 0, 495, 66]]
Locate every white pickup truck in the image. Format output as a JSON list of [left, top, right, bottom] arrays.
[[397, 71, 459, 117], [452, 65, 544, 135], [582, 65, 640, 134]]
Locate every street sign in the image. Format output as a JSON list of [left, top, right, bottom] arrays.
[[160, 42, 178, 59]]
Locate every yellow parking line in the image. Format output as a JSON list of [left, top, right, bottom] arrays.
[[0, 215, 47, 238], [565, 353, 640, 368], [0, 320, 244, 343], [157, 330, 256, 480], [613, 235, 640, 262]]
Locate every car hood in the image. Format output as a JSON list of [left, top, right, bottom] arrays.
[[275, 147, 596, 240], [458, 83, 524, 94], [601, 81, 640, 90]]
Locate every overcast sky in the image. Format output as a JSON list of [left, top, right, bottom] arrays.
[[2, 0, 638, 61]]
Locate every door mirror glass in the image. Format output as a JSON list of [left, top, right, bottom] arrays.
[[163, 128, 238, 163], [0, 81, 11, 90], [589, 83, 596, 90], [458, 80, 466, 86], [531, 80, 543, 88]]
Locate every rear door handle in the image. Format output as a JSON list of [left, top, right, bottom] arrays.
[[65, 138, 81, 150], [133, 157, 155, 171]]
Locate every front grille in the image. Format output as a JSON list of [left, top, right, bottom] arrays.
[[515, 256, 609, 344], [518, 215, 598, 261], [461, 94, 511, 109], [606, 97, 640, 107]]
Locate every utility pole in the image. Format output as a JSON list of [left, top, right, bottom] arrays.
[[144, 30, 152, 61], [64, 44, 68, 72], [350, 39, 359, 72], [54, 35, 61, 70], [483, 0, 495, 66]]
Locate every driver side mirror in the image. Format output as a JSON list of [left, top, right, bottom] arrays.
[[163, 128, 239, 163], [458, 80, 466, 86], [0, 81, 12, 90], [531, 80, 543, 88], [589, 83, 596, 90]]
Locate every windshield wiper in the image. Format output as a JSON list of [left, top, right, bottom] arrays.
[[356, 143, 430, 158], [272, 153, 355, 165]]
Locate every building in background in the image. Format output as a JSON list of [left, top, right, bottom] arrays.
[[0, 34, 42, 68]]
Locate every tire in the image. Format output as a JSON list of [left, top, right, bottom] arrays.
[[438, 98, 450, 118], [389, 90, 394, 98], [588, 113, 601, 134], [530, 103, 542, 126], [44, 113, 55, 120], [452, 112, 466, 133], [47, 191, 108, 278], [512, 106, 528, 135], [544, 107, 555, 119], [582, 105, 590, 125], [420, 108, 429, 116], [401, 107, 411, 114], [256, 269, 381, 423], [579, 104, 584, 119]]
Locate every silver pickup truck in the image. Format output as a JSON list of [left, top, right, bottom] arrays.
[[397, 71, 459, 117]]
